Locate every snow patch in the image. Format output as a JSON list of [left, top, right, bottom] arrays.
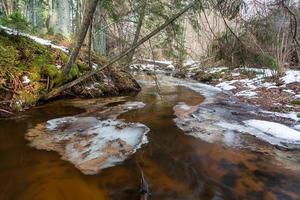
[[22, 75, 31, 84], [0, 25, 68, 53], [244, 120, 300, 141], [216, 81, 237, 91], [235, 90, 257, 97], [281, 70, 300, 84], [208, 67, 228, 73]]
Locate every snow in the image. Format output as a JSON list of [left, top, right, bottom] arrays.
[[142, 59, 172, 65], [22, 75, 31, 84], [295, 94, 300, 99], [244, 120, 300, 141], [184, 59, 200, 67], [281, 70, 300, 84], [216, 81, 237, 90], [231, 72, 240, 77], [283, 89, 295, 95], [208, 67, 228, 73], [241, 67, 275, 78], [166, 64, 175, 71], [235, 90, 257, 97], [0, 25, 68, 53], [92, 63, 99, 70]]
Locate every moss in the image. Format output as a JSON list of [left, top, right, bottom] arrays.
[[20, 90, 39, 106], [66, 65, 80, 81], [291, 99, 300, 106], [77, 60, 90, 71], [297, 113, 300, 119], [42, 64, 59, 78]]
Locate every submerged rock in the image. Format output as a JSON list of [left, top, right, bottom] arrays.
[[26, 117, 149, 175]]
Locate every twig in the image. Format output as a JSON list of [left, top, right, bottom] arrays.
[[0, 108, 13, 115]]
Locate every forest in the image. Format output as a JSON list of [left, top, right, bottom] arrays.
[[0, 0, 300, 200]]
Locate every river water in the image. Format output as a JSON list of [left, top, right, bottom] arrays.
[[0, 74, 300, 200]]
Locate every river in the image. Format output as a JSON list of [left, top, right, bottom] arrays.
[[0, 74, 300, 200]]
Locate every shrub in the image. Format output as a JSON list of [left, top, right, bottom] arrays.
[[0, 12, 31, 32], [257, 53, 279, 71]]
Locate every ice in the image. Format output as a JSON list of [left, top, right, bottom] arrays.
[[281, 70, 300, 84], [244, 120, 300, 141], [28, 117, 150, 175]]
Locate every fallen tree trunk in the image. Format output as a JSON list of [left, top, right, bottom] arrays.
[[42, 0, 197, 101]]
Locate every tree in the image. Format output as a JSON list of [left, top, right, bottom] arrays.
[[64, 0, 99, 75]]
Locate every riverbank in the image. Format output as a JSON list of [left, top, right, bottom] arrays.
[[0, 26, 140, 117], [131, 63, 300, 152], [131, 61, 300, 122]]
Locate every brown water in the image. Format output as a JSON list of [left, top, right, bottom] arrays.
[[1, 77, 300, 200]]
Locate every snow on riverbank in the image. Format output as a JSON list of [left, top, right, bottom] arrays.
[[244, 120, 300, 141], [281, 70, 300, 84], [155, 72, 300, 149], [0, 25, 68, 53]]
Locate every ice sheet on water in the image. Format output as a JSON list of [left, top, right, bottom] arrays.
[[27, 117, 150, 175]]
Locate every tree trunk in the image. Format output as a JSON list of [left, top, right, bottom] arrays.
[[64, 0, 98, 75], [93, 4, 106, 55], [43, 0, 197, 100], [88, 18, 93, 68], [32, 0, 37, 27], [46, 0, 53, 31], [127, 1, 146, 63]]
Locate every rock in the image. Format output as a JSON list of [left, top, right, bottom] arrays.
[[69, 67, 141, 98], [191, 71, 213, 83]]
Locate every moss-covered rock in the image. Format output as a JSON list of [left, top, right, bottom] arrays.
[[191, 71, 213, 83], [69, 67, 141, 98]]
